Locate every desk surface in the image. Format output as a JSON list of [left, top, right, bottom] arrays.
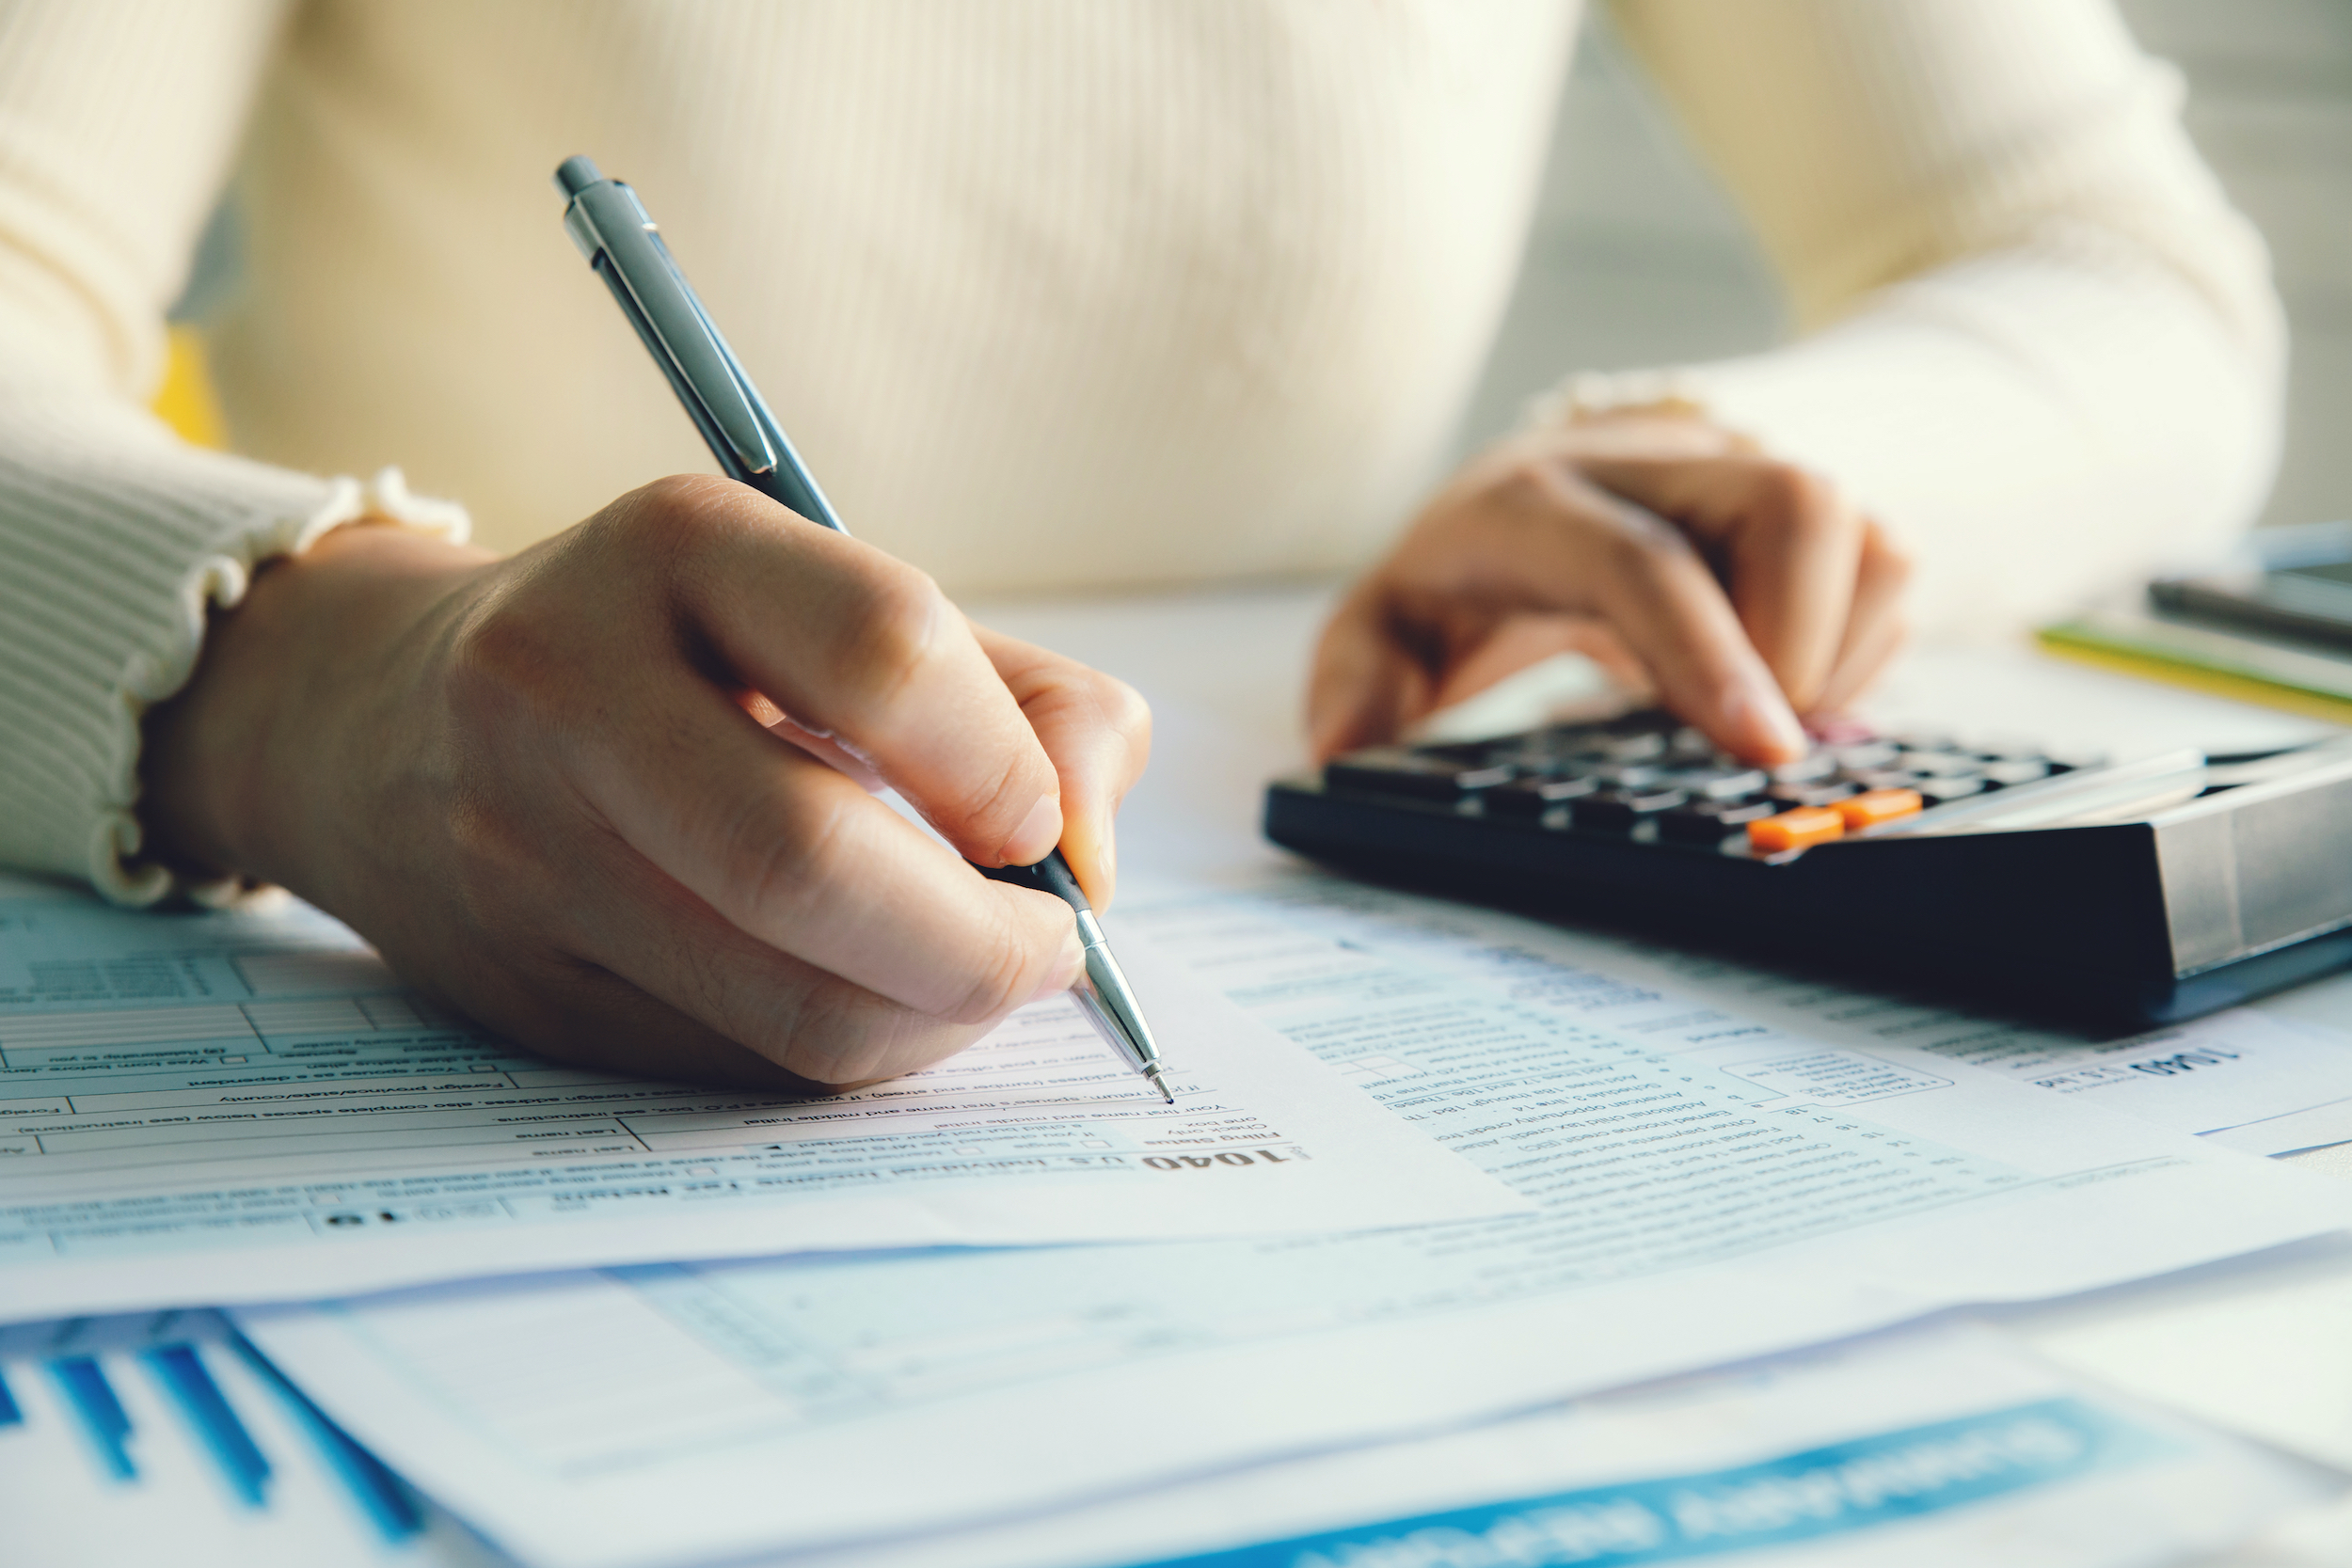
[[966, 582, 2352, 1557]]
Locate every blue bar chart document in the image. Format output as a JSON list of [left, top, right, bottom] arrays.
[[0, 1310, 496, 1567], [240, 881, 2352, 1568], [0, 879, 1524, 1320]]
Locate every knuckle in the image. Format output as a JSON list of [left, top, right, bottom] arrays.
[[1095, 673, 1152, 748], [758, 983, 866, 1081], [787, 1006, 960, 1088], [949, 748, 1039, 847], [836, 558, 950, 707], [727, 780, 852, 933], [1595, 510, 1683, 578], [445, 588, 572, 725], [946, 919, 1052, 1025], [1756, 465, 1844, 538], [588, 474, 725, 558], [1490, 462, 1565, 519], [628, 471, 742, 533], [1871, 529, 1917, 585]]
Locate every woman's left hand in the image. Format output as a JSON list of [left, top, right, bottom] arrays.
[[1307, 413, 1912, 765]]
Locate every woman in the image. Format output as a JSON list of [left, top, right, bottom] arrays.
[[0, 0, 2279, 1085]]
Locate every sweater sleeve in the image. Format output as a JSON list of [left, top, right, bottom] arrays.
[[0, 0, 467, 903], [1559, 0, 2283, 638]]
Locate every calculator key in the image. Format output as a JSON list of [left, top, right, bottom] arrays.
[[2042, 750, 2107, 774], [1409, 741, 1500, 765], [1746, 805, 1846, 852], [1659, 799, 1779, 843], [1575, 787, 1688, 832], [1327, 751, 1514, 801], [1670, 767, 1769, 801], [1514, 726, 1583, 757], [1839, 767, 1914, 791], [1485, 774, 1598, 818], [1979, 760, 2049, 787], [1592, 762, 1666, 789], [1596, 732, 1667, 763], [1829, 741, 1899, 770], [1913, 775, 1986, 803], [1898, 751, 1979, 777], [1766, 781, 1856, 808], [1834, 787, 1924, 829], [1891, 729, 1959, 752], [1768, 752, 1838, 784]]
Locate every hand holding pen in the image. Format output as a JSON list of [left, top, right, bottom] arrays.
[[553, 156, 1171, 1099], [137, 183, 1157, 1101]]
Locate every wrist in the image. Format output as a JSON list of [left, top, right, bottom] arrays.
[[139, 520, 493, 890]]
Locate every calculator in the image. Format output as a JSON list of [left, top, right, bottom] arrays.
[[1263, 711, 2352, 1027]]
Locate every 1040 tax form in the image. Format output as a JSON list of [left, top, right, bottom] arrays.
[[0, 876, 1524, 1321], [240, 879, 2352, 1568]]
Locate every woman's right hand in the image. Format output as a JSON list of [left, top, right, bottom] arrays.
[[140, 474, 1152, 1090]]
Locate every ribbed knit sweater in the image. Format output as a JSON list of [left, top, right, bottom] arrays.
[[0, 0, 2283, 901]]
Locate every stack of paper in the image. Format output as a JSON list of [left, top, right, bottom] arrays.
[[0, 878, 1520, 1319], [5, 1307, 2334, 1568], [8, 870, 2352, 1564]]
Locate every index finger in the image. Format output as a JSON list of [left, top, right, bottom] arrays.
[[639, 477, 1067, 867], [1578, 456, 1865, 713], [971, 624, 1152, 909], [1328, 465, 1806, 763]]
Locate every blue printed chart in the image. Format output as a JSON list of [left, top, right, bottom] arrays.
[[0, 1310, 488, 1567]]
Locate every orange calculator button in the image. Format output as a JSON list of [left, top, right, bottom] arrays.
[[1745, 805, 1846, 853], [1835, 788, 1924, 830]]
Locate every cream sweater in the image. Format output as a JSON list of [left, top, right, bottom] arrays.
[[0, 0, 2282, 901]]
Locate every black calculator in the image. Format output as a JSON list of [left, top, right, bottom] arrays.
[[1263, 710, 2352, 1028]]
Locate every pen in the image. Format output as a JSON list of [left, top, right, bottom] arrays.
[[552, 155, 1174, 1104]]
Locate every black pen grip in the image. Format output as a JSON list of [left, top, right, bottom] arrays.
[[977, 850, 1091, 913]]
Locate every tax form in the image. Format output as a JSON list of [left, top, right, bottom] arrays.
[[239, 879, 2352, 1568], [1542, 921, 2352, 1155], [0, 878, 1524, 1321]]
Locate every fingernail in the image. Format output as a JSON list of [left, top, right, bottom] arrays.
[[1028, 926, 1086, 1004], [1001, 793, 1062, 866]]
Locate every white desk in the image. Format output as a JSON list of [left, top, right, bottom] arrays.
[[971, 582, 2352, 1559]]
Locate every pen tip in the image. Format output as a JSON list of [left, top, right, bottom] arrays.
[[1146, 1067, 1175, 1104]]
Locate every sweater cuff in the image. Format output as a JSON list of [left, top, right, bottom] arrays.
[[0, 395, 468, 906]]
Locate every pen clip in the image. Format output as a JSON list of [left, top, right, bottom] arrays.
[[559, 171, 778, 479]]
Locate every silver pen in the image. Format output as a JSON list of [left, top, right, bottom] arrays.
[[553, 155, 1174, 1103]]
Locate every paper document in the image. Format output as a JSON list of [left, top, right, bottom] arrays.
[[1485, 913, 2352, 1155], [787, 1324, 2333, 1568], [241, 879, 2352, 1568], [0, 1309, 499, 1568], [0, 881, 1523, 1321]]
